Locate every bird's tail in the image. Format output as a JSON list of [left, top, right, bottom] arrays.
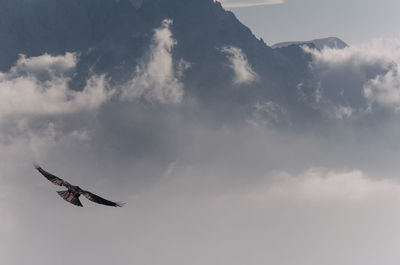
[[57, 190, 83, 207]]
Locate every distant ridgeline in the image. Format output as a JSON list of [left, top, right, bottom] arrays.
[[272, 37, 348, 50], [0, 0, 351, 127]]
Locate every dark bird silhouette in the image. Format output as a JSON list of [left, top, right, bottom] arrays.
[[34, 165, 124, 207]]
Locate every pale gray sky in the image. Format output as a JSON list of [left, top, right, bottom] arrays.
[[222, 0, 400, 45]]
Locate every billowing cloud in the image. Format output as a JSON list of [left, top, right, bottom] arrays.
[[219, 0, 284, 8], [0, 53, 112, 122], [222, 46, 258, 84], [121, 19, 188, 104], [304, 39, 400, 114], [364, 65, 400, 109], [6, 53, 77, 79]]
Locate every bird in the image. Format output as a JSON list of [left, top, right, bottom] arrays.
[[34, 165, 124, 207]]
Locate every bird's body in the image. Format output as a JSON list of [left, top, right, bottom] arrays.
[[35, 165, 124, 207]]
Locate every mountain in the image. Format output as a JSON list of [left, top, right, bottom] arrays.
[[272, 37, 348, 50], [0, 0, 343, 127]]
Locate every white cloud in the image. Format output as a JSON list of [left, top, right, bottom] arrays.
[[120, 19, 188, 104], [6, 53, 77, 79], [219, 0, 284, 8], [0, 53, 112, 122], [304, 40, 396, 71], [304, 39, 400, 111], [222, 46, 258, 84], [364, 66, 400, 109]]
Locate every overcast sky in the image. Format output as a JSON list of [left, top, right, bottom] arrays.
[[221, 0, 400, 45]]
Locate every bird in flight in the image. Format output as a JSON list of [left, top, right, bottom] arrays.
[[35, 165, 124, 207]]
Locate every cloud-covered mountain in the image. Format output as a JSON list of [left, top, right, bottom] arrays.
[[2, 0, 400, 160], [1, 0, 399, 130], [0, 0, 318, 125]]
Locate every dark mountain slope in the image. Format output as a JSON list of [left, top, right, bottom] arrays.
[[0, 0, 317, 125]]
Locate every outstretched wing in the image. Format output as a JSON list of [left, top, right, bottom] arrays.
[[34, 165, 69, 187], [81, 190, 124, 207]]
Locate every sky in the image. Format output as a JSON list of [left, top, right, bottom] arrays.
[[3, 0, 400, 264], [221, 0, 400, 45]]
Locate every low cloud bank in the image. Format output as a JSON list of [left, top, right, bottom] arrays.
[[243, 168, 400, 203]]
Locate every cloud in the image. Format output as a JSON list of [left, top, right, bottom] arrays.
[[0, 53, 112, 122], [118, 164, 400, 265], [334, 105, 354, 119], [247, 101, 288, 127], [160, 162, 400, 205], [3, 100, 400, 265], [219, 0, 284, 8], [244, 168, 400, 203], [6, 53, 77, 79], [4, 28, 400, 265], [364, 65, 400, 109], [303, 39, 400, 116], [120, 19, 188, 104], [222, 46, 258, 84]]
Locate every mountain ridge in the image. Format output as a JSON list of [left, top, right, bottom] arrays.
[[272, 37, 348, 50]]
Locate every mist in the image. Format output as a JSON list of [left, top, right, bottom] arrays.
[[2, 17, 400, 265]]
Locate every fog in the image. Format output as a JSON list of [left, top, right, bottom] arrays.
[[2, 22, 400, 264]]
